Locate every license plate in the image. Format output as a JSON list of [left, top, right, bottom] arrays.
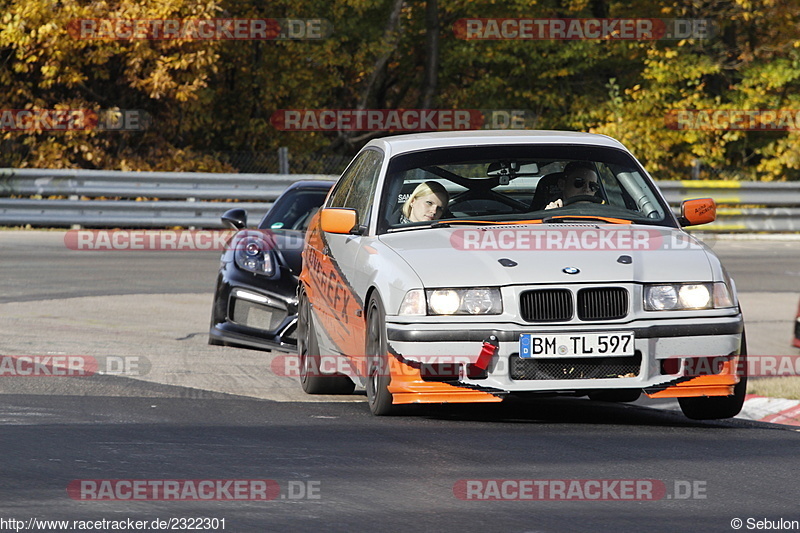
[[519, 332, 634, 358]]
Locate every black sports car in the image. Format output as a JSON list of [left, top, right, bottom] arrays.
[[209, 180, 333, 351], [794, 296, 800, 349]]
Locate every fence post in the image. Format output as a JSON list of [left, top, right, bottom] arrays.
[[278, 147, 290, 175], [691, 159, 701, 180]]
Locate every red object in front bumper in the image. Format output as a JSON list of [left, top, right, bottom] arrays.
[[473, 335, 499, 371]]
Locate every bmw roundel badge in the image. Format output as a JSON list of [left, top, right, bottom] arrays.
[[562, 267, 580, 275]]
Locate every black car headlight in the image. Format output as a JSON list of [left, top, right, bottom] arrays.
[[234, 236, 274, 276]]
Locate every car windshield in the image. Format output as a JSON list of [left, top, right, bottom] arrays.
[[379, 145, 673, 233], [259, 187, 330, 231]]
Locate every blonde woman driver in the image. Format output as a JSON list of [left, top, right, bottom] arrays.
[[399, 181, 450, 223]]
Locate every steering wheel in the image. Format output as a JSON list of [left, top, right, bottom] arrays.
[[563, 194, 603, 206], [447, 194, 528, 217]]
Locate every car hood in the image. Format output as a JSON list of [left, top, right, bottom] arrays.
[[378, 224, 714, 286]]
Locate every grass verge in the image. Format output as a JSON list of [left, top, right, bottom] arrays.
[[748, 377, 800, 400]]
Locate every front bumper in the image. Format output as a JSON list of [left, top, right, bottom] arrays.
[[383, 315, 744, 404], [209, 264, 299, 352], [794, 310, 800, 348]]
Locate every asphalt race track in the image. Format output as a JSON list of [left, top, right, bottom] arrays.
[[1, 231, 799, 533]]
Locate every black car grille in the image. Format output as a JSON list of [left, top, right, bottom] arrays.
[[520, 287, 629, 322], [520, 289, 572, 322], [577, 287, 628, 320], [509, 352, 642, 380]]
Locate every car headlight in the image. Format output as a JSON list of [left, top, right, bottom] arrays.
[[713, 281, 735, 308], [398, 289, 426, 315], [644, 282, 734, 311], [427, 288, 502, 315], [234, 236, 274, 276]]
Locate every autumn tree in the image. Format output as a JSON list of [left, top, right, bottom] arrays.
[[1, 0, 799, 181], [593, 0, 800, 180], [0, 0, 229, 170]]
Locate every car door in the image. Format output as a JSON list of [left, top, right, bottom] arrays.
[[308, 149, 383, 362]]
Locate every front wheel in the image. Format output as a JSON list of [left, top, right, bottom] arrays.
[[297, 288, 355, 395], [678, 331, 747, 420], [365, 293, 396, 415]]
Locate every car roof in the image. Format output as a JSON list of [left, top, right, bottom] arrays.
[[284, 179, 335, 191], [363, 130, 628, 158]]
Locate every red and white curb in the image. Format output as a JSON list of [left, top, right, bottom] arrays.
[[638, 395, 800, 427], [739, 394, 800, 426]]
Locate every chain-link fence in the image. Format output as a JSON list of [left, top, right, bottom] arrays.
[[218, 150, 350, 175], [3, 137, 794, 181], [0, 139, 351, 176]]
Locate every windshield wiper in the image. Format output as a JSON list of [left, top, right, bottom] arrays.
[[430, 220, 501, 228], [542, 215, 632, 225], [394, 217, 628, 231]]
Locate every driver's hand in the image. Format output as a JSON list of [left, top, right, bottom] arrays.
[[545, 199, 562, 210]]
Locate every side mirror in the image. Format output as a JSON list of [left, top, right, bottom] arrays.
[[679, 198, 716, 226], [320, 208, 359, 234], [221, 208, 247, 230]]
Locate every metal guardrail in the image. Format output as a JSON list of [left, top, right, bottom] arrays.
[[0, 169, 336, 229], [0, 168, 797, 231], [657, 181, 800, 231], [0, 199, 277, 229], [657, 180, 800, 207], [709, 208, 800, 232], [0, 168, 336, 201]]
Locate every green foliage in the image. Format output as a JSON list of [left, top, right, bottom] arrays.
[[0, 0, 798, 179], [592, 0, 800, 180]]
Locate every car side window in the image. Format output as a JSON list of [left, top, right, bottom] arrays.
[[328, 149, 383, 226], [328, 154, 365, 208]]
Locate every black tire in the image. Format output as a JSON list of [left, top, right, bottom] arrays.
[[588, 389, 641, 403], [678, 330, 748, 420], [365, 293, 397, 415], [297, 288, 355, 395]]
